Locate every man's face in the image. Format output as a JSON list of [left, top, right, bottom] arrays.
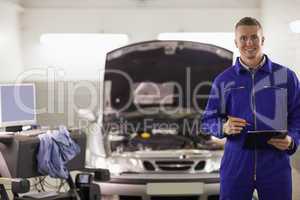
[[235, 25, 264, 60]]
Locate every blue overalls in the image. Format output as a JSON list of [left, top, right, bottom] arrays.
[[202, 56, 300, 200]]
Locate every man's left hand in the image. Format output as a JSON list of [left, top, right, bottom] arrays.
[[267, 135, 293, 151]]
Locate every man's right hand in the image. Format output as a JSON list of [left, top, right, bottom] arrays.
[[223, 116, 248, 136]]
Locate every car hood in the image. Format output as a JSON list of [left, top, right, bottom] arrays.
[[103, 40, 233, 114]]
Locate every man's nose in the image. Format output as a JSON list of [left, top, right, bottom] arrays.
[[245, 38, 254, 45]]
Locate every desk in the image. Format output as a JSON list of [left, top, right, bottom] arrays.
[[0, 130, 86, 178]]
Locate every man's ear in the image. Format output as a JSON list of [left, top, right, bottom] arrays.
[[234, 39, 238, 48], [261, 36, 265, 45]]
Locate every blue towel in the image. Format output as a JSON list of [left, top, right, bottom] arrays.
[[37, 126, 81, 179]]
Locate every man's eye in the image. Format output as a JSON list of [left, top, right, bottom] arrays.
[[240, 37, 247, 41], [251, 35, 258, 41]]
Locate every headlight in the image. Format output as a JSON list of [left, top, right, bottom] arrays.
[[107, 157, 143, 175], [203, 157, 221, 173]]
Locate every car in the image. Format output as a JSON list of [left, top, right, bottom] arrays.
[[80, 40, 233, 200]]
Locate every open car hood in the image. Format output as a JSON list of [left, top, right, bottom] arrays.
[[103, 40, 233, 113], [88, 41, 233, 174]]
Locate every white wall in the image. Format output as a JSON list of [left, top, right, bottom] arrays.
[[261, 0, 300, 77], [260, 2, 300, 198], [0, 0, 23, 82], [20, 8, 260, 80]]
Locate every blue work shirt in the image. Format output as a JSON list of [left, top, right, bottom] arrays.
[[37, 126, 81, 179], [202, 55, 300, 184]]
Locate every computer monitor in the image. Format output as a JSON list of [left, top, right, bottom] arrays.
[[0, 84, 36, 129]]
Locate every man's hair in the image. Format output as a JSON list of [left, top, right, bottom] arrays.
[[235, 17, 262, 30]]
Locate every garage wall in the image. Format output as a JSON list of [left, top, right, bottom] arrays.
[[261, 0, 300, 77], [20, 8, 260, 80], [18, 6, 260, 130], [0, 0, 23, 82], [2, 1, 300, 198], [261, 1, 300, 198]]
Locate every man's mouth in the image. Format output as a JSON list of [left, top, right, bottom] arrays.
[[245, 49, 256, 54]]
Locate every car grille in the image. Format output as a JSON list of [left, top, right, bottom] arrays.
[[155, 160, 194, 171], [142, 160, 207, 172]]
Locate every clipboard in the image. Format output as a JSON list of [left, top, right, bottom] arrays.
[[243, 130, 288, 149]]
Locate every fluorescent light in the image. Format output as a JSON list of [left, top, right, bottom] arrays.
[[38, 33, 129, 71], [289, 20, 300, 33], [158, 32, 235, 51], [40, 33, 129, 47]]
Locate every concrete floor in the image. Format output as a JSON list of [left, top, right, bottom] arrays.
[[292, 167, 300, 200], [292, 149, 300, 200], [2, 149, 300, 199]]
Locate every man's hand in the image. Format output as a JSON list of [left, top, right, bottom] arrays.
[[268, 135, 293, 151], [223, 116, 248, 136]]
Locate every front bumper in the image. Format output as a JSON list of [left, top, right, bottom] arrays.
[[96, 172, 220, 197]]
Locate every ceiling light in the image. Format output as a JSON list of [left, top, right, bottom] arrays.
[[289, 20, 300, 33], [40, 33, 129, 47]]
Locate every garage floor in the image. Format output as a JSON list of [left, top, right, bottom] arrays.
[[292, 168, 300, 200]]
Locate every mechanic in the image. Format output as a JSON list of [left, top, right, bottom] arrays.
[[201, 17, 300, 200]]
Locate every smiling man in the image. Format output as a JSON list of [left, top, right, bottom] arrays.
[[202, 17, 300, 200], [235, 21, 264, 66]]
